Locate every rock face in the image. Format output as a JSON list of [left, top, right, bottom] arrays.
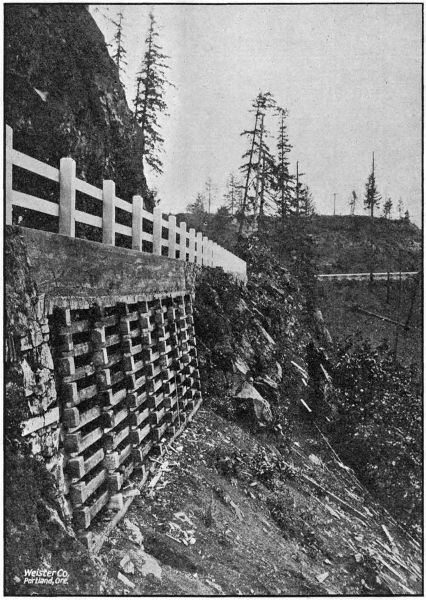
[[5, 4, 151, 208]]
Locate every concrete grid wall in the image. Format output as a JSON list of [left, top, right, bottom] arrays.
[[8, 226, 203, 542]]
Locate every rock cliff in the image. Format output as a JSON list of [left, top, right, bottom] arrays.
[[5, 4, 151, 207]]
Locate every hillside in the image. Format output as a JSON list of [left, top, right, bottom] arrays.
[[4, 4, 422, 594], [96, 408, 421, 596], [304, 215, 422, 274], [317, 277, 422, 368], [6, 236, 422, 596], [177, 212, 422, 275]]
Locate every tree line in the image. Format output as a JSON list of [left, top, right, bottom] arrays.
[[187, 90, 315, 236], [108, 9, 411, 226]]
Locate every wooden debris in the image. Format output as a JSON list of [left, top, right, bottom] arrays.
[[381, 524, 395, 546], [148, 460, 170, 488], [379, 571, 416, 595], [300, 398, 312, 413], [374, 553, 409, 585], [117, 572, 135, 589], [303, 474, 368, 525], [230, 500, 244, 521]]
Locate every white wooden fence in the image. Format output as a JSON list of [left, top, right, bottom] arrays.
[[317, 272, 418, 282], [5, 125, 247, 281]]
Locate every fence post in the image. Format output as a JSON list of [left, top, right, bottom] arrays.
[[211, 242, 217, 267], [179, 221, 187, 261], [102, 180, 115, 245], [168, 215, 177, 259], [196, 231, 203, 264], [203, 237, 208, 266], [5, 125, 13, 225], [132, 195, 143, 251], [59, 157, 76, 236], [188, 228, 196, 262], [208, 239, 213, 266], [202, 235, 209, 266], [153, 206, 162, 255]]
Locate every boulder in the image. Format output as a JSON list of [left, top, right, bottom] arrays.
[[233, 380, 273, 427], [254, 375, 279, 402]]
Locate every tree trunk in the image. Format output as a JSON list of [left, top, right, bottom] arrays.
[[239, 109, 260, 236]]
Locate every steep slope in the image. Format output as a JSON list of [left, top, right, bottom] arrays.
[[317, 277, 422, 367], [5, 4, 151, 210], [5, 232, 421, 595], [93, 245, 421, 595], [97, 409, 422, 596]]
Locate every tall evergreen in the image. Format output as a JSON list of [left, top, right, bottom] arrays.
[[258, 147, 276, 221], [204, 177, 217, 214], [364, 152, 381, 217], [133, 12, 173, 174], [299, 184, 315, 217], [239, 91, 275, 234], [111, 11, 127, 76], [274, 106, 293, 220], [289, 161, 305, 216], [223, 173, 243, 216]]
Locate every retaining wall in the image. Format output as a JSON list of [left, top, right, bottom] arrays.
[[6, 225, 202, 547]]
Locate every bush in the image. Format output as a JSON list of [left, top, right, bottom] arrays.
[[329, 339, 422, 536]]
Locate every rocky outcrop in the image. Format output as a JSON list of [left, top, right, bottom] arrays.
[[233, 380, 273, 427], [5, 4, 151, 212]]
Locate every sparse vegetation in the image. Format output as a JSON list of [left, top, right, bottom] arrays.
[[329, 339, 422, 537]]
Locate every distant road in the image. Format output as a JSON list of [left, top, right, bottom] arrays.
[[317, 271, 419, 282]]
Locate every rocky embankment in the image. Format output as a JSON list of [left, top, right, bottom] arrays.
[[5, 237, 422, 595]]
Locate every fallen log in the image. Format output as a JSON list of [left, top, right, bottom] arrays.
[[352, 305, 409, 330]]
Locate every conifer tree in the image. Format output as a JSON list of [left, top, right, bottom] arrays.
[[204, 177, 217, 214], [383, 197, 392, 219], [257, 147, 277, 222], [133, 12, 173, 174], [111, 11, 127, 76], [299, 184, 315, 217], [274, 106, 293, 220], [397, 197, 404, 219], [186, 193, 207, 230], [364, 152, 381, 217], [289, 161, 305, 216], [186, 192, 206, 214], [239, 91, 275, 234], [223, 173, 243, 216]]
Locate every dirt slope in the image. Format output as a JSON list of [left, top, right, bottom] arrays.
[[98, 406, 422, 596]]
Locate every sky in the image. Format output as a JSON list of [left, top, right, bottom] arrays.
[[90, 4, 422, 225]]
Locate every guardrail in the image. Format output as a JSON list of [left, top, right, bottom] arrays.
[[5, 125, 246, 281], [317, 272, 418, 282]]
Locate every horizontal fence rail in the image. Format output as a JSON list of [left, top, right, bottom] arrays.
[[6, 125, 247, 281], [317, 272, 419, 282]]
